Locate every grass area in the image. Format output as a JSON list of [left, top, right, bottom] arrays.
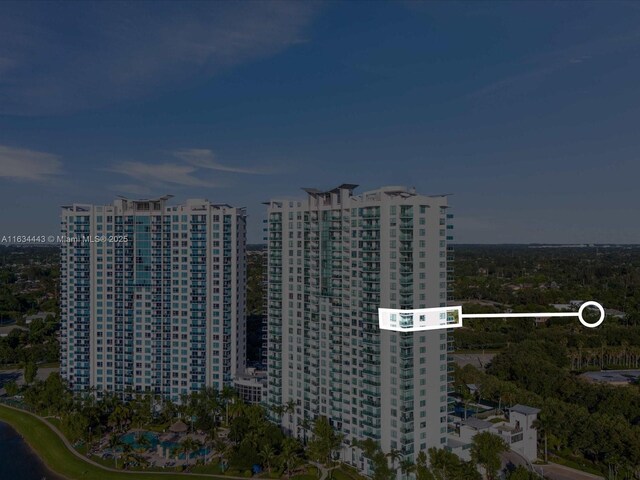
[[190, 462, 222, 475], [291, 466, 319, 480], [0, 404, 228, 480], [332, 465, 367, 480]]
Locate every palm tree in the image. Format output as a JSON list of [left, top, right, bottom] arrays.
[[213, 436, 229, 467], [119, 443, 134, 469], [285, 399, 296, 415], [107, 434, 124, 469], [120, 444, 145, 470], [387, 448, 402, 472], [180, 437, 199, 466], [259, 443, 276, 473], [399, 459, 415, 480], [221, 386, 236, 426], [298, 417, 312, 445], [461, 387, 474, 420], [280, 437, 301, 479], [414, 451, 436, 480], [270, 404, 286, 424], [191, 438, 203, 464], [108, 403, 132, 433], [229, 398, 246, 420], [135, 432, 151, 452]]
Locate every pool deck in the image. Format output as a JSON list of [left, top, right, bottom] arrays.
[[95, 430, 216, 469]]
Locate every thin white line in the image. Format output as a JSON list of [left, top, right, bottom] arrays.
[[461, 312, 577, 319]]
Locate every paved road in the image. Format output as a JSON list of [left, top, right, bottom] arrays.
[[502, 451, 530, 470], [534, 463, 604, 480]]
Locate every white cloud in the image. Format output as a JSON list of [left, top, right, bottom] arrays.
[[108, 147, 274, 191], [0, 145, 62, 181], [0, 1, 321, 115], [174, 149, 269, 174], [109, 161, 220, 188]]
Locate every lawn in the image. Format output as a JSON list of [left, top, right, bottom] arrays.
[[0, 404, 230, 480], [332, 465, 368, 480], [290, 465, 319, 480]]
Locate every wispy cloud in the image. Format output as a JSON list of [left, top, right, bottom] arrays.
[[108, 161, 220, 189], [108, 147, 271, 192], [0, 145, 62, 182], [468, 29, 640, 100], [174, 149, 270, 174], [0, 1, 321, 115]]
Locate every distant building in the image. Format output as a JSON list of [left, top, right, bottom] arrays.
[[0, 325, 28, 338], [605, 308, 625, 319], [550, 303, 573, 311], [447, 404, 540, 462], [25, 311, 55, 324], [60, 197, 247, 401]]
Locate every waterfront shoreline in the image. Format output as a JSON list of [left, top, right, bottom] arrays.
[[0, 420, 66, 480]]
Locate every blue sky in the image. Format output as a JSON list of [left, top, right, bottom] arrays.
[[1, 1, 639, 243]]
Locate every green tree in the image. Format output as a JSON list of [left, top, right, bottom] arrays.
[[62, 411, 90, 443], [371, 451, 395, 480], [307, 416, 344, 465], [428, 447, 480, 480], [506, 466, 537, 480], [387, 448, 402, 472], [4, 380, 18, 396], [279, 437, 302, 479], [135, 432, 151, 451], [353, 439, 394, 480], [399, 458, 415, 480], [470, 432, 508, 480], [415, 451, 435, 480], [24, 361, 37, 384], [107, 434, 124, 469], [259, 443, 276, 473], [180, 437, 201, 466]]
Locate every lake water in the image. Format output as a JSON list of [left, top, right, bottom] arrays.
[[0, 421, 64, 480]]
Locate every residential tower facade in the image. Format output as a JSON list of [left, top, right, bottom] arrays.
[[266, 185, 454, 474], [60, 196, 246, 400]]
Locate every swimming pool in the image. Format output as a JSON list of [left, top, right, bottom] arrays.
[[120, 431, 159, 450], [118, 432, 209, 459]]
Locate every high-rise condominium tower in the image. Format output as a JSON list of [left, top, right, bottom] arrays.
[[60, 197, 246, 400], [266, 185, 454, 474]]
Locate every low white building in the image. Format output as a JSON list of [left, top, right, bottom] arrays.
[[233, 368, 267, 404], [447, 404, 540, 463]]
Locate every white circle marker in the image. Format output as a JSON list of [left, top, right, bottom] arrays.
[[379, 300, 607, 331], [578, 301, 605, 328]]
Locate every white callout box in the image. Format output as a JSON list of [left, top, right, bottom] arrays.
[[378, 306, 463, 332]]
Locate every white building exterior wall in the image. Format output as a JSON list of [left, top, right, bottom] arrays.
[[60, 197, 246, 401], [266, 185, 454, 475]]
